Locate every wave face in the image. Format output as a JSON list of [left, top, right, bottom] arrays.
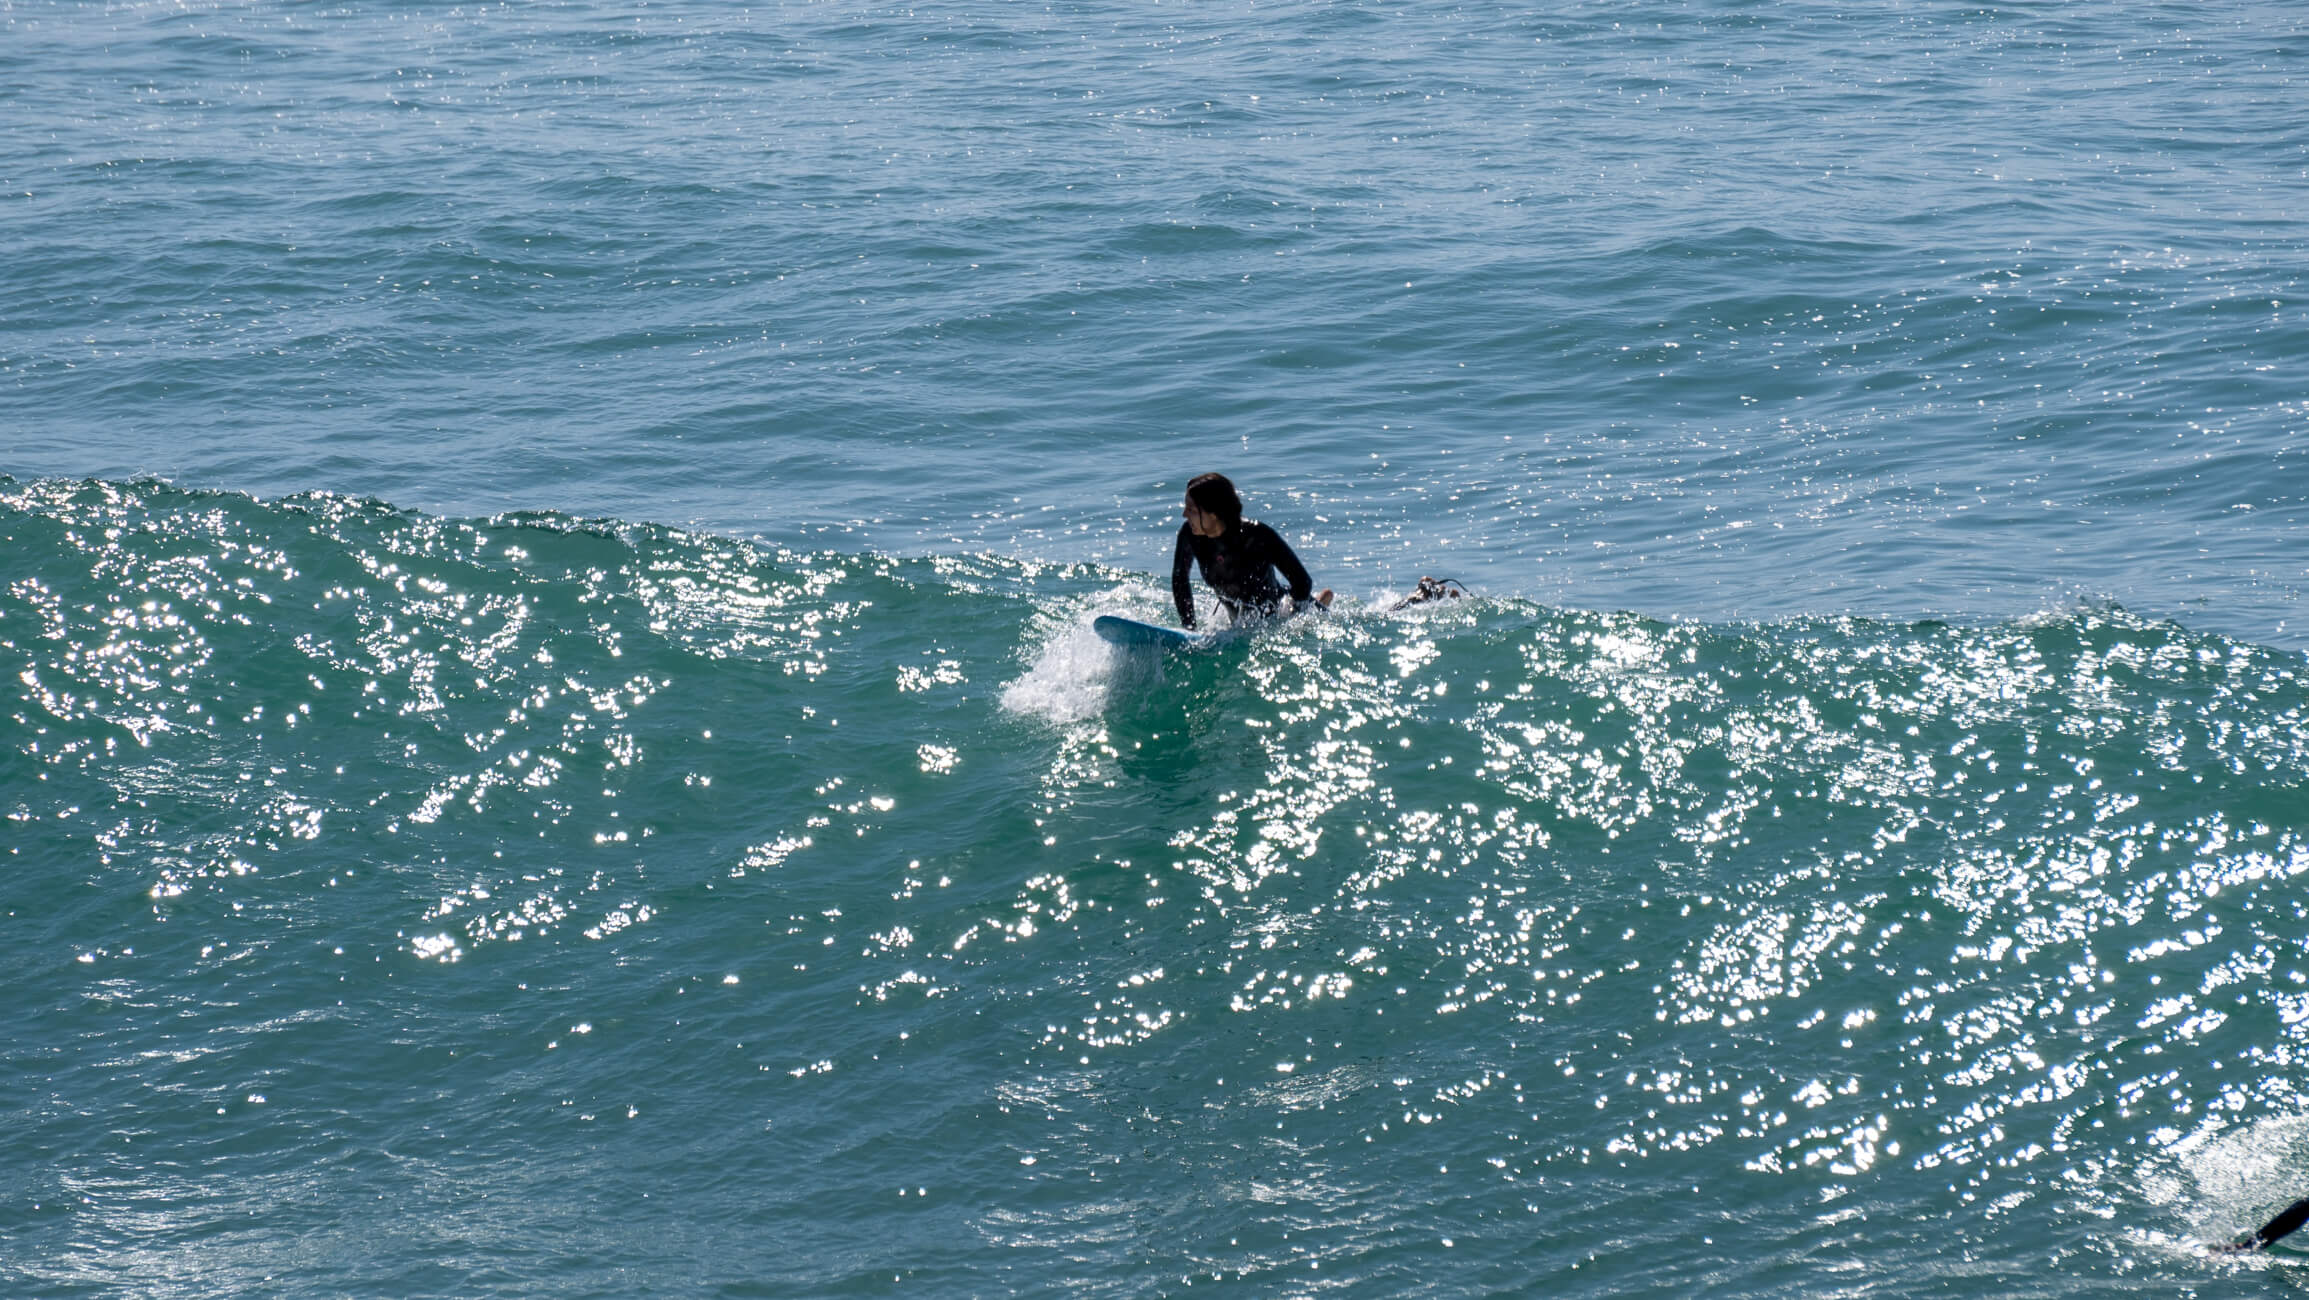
[[6, 1, 2308, 647], [6, 479, 2307, 1294]]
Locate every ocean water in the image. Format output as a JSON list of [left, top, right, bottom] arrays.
[[4, 0, 2308, 1295]]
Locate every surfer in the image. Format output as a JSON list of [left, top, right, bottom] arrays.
[[2213, 1198, 2309, 1253], [1173, 472, 1332, 630]]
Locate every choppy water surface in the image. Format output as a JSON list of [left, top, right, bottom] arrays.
[[6, 0, 2309, 1294], [4, 0, 2306, 640], [4, 480, 2306, 1295]]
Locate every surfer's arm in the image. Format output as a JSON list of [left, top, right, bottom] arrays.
[[1172, 524, 1198, 629], [1257, 522, 1314, 607], [2217, 1197, 2309, 1252]]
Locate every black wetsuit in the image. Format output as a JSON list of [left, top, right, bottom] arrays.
[[2220, 1198, 2309, 1252], [1172, 519, 1313, 629]]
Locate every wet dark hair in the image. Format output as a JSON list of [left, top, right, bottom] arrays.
[[1185, 472, 1243, 528]]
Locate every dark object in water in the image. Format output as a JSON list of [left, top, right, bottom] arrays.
[[1390, 576, 1470, 611], [2214, 1198, 2309, 1253]]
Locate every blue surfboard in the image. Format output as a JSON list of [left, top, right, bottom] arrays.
[[1093, 614, 1211, 650]]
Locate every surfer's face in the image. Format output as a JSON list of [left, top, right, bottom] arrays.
[[1183, 495, 1226, 538]]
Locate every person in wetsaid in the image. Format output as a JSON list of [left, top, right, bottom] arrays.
[[1172, 472, 1333, 630]]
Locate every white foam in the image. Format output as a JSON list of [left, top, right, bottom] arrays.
[[2130, 1113, 2309, 1252], [999, 590, 1164, 724], [2172, 1115, 2309, 1208]]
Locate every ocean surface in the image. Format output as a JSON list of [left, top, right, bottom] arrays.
[[5, 0, 2308, 1294]]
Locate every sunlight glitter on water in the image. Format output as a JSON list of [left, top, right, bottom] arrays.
[[9, 480, 2308, 1294]]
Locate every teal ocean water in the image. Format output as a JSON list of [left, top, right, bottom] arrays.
[[5, 1, 2308, 1295]]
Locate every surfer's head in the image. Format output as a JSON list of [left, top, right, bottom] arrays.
[[1184, 472, 1241, 537]]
